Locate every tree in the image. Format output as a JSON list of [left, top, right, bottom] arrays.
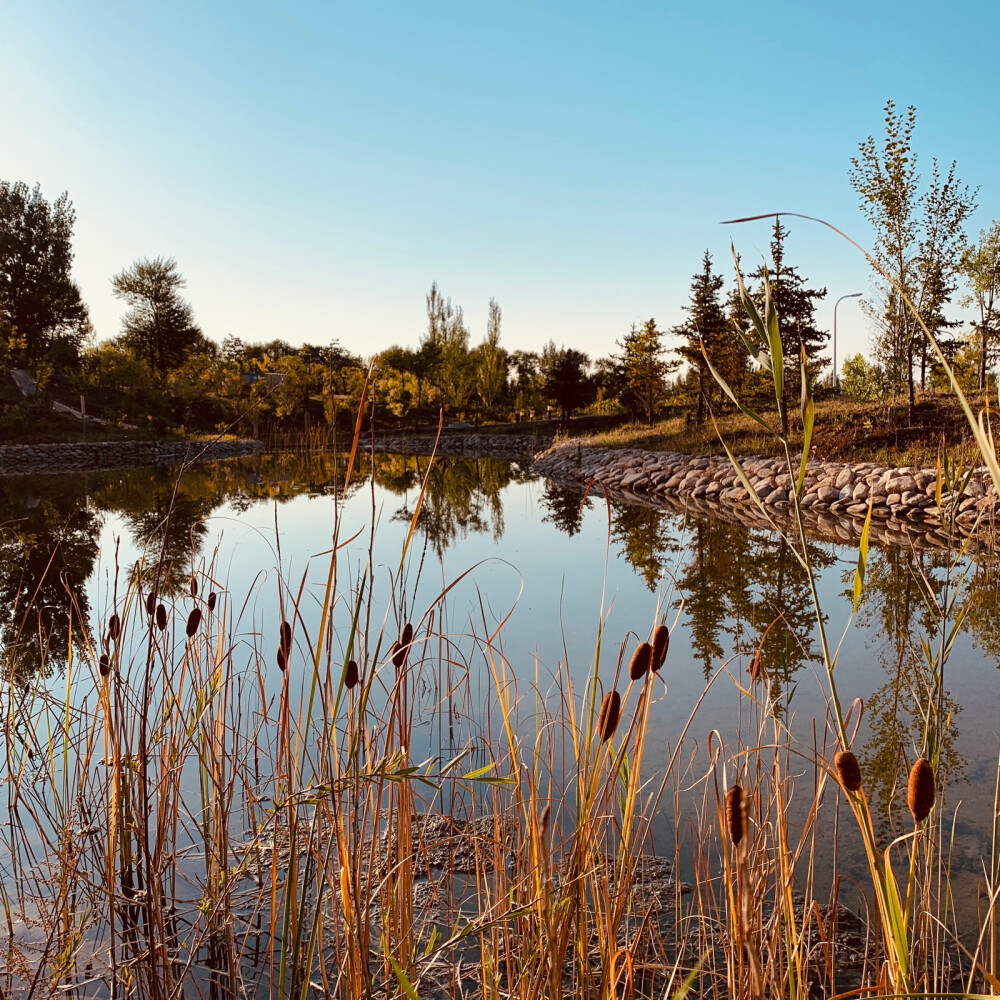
[[476, 298, 507, 416], [112, 256, 204, 376], [749, 219, 828, 409], [0, 180, 89, 369], [960, 221, 1000, 390], [674, 250, 745, 423], [849, 101, 977, 415], [539, 341, 592, 419], [617, 318, 676, 424], [839, 353, 886, 402]]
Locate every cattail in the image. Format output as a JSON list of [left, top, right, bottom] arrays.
[[629, 641, 652, 681], [280, 620, 292, 655], [540, 803, 551, 836], [597, 690, 621, 742], [651, 625, 669, 671], [190, 576, 198, 598], [99, 653, 110, 676], [108, 613, 121, 641], [145, 591, 157, 617], [277, 648, 287, 672], [185, 608, 202, 637], [726, 785, 745, 846], [401, 621, 414, 650], [155, 604, 167, 631], [907, 757, 935, 823], [344, 659, 359, 689], [391, 640, 406, 669], [834, 749, 862, 792], [748, 648, 764, 682], [207, 591, 217, 612]]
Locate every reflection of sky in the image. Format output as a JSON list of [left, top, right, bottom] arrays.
[[74, 460, 1000, 932]]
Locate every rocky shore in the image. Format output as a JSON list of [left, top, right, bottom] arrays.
[[0, 438, 263, 476], [534, 444, 999, 552]]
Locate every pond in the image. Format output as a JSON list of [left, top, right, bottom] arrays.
[[1, 450, 998, 994]]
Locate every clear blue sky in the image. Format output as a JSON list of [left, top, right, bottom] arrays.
[[2, 0, 997, 367]]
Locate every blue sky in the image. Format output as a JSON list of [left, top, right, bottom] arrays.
[[2, 1, 998, 367]]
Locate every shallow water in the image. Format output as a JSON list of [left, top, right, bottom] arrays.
[[2, 450, 998, 950]]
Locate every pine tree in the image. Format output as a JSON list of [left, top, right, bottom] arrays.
[[674, 251, 746, 423], [616, 318, 677, 425]]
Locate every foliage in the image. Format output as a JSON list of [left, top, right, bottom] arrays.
[[538, 340, 593, 418], [959, 220, 1000, 389], [615, 318, 676, 424], [839, 352, 886, 402], [0, 179, 89, 370]]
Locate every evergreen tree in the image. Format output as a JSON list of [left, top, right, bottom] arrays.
[[749, 219, 829, 410], [616, 318, 677, 425], [674, 250, 745, 423]]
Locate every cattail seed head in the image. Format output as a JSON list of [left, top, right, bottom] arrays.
[[597, 690, 621, 742], [748, 649, 764, 682], [279, 620, 292, 655], [391, 639, 407, 669], [155, 604, 167, 631], [99, 653, 110, 676], [834, 750, 862, 792], [651, 625, 669, 671], [108, 613, 121, 641], [344, 659, 359, 689], [907, 757, 935, 823], [629, 641, 652, 681], [726, 785, 745, 846], [190, 576, 198, 598], [401, 621, 413, 648], [185, 608, 202, 638], [146, 592, 156, 617], [277, 648, 287, 672], [207, 591, 217, 612]]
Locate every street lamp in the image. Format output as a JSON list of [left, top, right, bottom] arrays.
[[833, 292, 863, 390]]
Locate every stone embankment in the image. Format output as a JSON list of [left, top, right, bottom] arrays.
[[365, 431, 553, 459], [534, 445, 998, 552], [0, 438, 263, 477]]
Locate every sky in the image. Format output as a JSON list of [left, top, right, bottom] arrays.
[[2, 0, 999, 370]]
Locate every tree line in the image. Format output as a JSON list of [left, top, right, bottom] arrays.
[[3, 100, 999, 439]]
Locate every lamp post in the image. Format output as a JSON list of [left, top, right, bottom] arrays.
[[833, 292, 863, 390]]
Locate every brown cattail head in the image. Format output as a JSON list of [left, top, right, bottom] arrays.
[[146, 591, 157, 617], [108, 613, 121, 641], [629, 641, 652, 681], [99, 653, 110, 676], [155, 604, 167, 631], [207, 591, 217, 612], [190, 576, 198, 598], [280, 620, 292, 655], [391, 640, 406, 669], [748, 649, 764, 682], [401, 621, 413, 649], [277, 648, 287, 672], [185, 608, 202, 638], [834, 749, 862, 792], [726, 785, 745, 846], [651, 625, 669, 672], [907, 757, 935, 823], [344, 659, 359, 689], [597, 690, 621, 742]]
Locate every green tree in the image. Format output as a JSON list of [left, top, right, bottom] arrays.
[[674, 250, 745, 423], [849, 101, 977, 415], [0, 180, 89, 370], [839, 353, 886, 402], [749, 219, 828, 409], [959, 221, 1000, 390], [112, 256, 204, 376], [538, 341, 592, 419], [617, 318, 676, 425], [476, 298, 507, 417]]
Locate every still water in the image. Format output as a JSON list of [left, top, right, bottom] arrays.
[[2, 451, 999, 923]]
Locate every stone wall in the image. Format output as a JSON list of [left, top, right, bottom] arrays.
[[534, 444, 998, 551], [0, 438, 263, 476], [364, 431, 553, 459]]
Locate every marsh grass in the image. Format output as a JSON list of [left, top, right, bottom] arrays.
[[2, 288, 1000, 999]]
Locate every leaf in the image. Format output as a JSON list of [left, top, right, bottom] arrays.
[[853, 502, 873, 613], [388, 955, 420, 999]]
